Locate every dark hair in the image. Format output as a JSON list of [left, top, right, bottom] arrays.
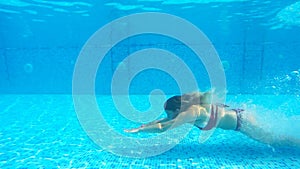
[[164, 91, 212, 115], [164, 95, 182, 112]]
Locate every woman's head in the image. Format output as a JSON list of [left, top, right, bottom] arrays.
[[163, 91, 213, 119], [164, 95, 182, 119]]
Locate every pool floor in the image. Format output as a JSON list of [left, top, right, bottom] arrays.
[[0, 95, 300, 168]]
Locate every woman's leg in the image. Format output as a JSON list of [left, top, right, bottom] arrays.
[[239, 112, 300, 148]]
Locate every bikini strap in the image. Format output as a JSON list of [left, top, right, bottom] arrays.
[[197, 104, 225, 131]]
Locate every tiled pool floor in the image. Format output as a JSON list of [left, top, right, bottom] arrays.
[[0, 95, 299, 168]]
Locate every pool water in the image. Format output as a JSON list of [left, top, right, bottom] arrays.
[[1, 95, 299, 168], [1, 0, 300, 168]]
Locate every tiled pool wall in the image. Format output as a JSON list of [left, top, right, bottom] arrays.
[[1, 40, 299, 95]]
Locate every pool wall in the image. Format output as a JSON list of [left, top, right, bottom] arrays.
[[0, 1, 300, 95]]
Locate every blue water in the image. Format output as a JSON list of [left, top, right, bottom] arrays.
[[1, 0, 300, 168]]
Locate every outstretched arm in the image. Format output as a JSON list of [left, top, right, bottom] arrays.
[[124, 105, 201, 133], [123, 118, 170, 133], [142, 117, 171, 126]]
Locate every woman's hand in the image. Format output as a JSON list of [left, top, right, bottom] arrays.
[[124, 126, 143, 133]]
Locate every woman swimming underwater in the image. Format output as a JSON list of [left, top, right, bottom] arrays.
[[124, 91, 300, 148]]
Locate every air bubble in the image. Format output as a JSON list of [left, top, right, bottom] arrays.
[[221, 60, 230, 71], [290, 70, 299, 77], [285, 75, 292, 81], [23, 63, 33, 73]]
